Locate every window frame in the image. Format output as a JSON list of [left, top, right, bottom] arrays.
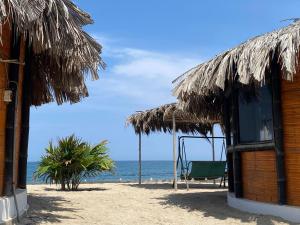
[[236, 82, 275, 145]]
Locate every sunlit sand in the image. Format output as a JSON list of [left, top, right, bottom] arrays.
[[20, 182, 292, 225]]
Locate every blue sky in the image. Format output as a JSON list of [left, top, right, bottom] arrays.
[[28, 0, 300, 162]]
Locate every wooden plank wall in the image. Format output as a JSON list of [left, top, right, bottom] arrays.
[[241, 151, 278, 203], [281, 75, 300, 206], [0, 23, 11, 195]]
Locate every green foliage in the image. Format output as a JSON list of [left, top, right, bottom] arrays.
[[34, 135, 114, 191]]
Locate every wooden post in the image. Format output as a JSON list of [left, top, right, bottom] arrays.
[[224, 98, 232, 147], [4, 33, 20, 196], [233, 151, 242, 197], [224, 97, 234, 192], [212, 125, 215, 162], [211, 125, 216, 184], [271, 63, 286, 205], [232, 87, 243, 198], [172, 113, 177, 190], [18, 44, 31, 189], [138, 131, 142, 185]]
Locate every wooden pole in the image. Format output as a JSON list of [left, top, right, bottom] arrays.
[[224, 98, 234, 192], [271, 62, 286, 205], [232, 87, 243, 198], [211, 125, 216, 184], [173, 113, 177, 190], [4, 33, 20, 196], [212, 125, 215, 162], [138, 131, 142, 185], [18, 43, 31, 189]]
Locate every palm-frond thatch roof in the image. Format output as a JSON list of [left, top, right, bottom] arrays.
[[126, 103, 215, 135], [173, 21, 300, 116], [0, 0, 104, 106]]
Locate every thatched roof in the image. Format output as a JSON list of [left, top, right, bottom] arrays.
[[173, 21, 300, 116], [126, 103, 214, 135], [0, 0, 104, 106]]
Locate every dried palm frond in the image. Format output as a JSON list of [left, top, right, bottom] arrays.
[[126, 103, 215, 136], [173, 21, 300, 116], [0, 0, 104, 105]]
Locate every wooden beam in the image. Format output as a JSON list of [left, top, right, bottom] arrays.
[[271, 63, 287, 205], [227, 142, 275, 152]]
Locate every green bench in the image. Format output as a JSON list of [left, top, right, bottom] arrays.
[[186, 161, 226, 185]]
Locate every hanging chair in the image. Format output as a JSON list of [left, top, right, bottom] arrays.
[[177, 136, 227, 188], [187, 161, 226, 180]]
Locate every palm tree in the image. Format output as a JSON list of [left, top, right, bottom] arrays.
[[34, 135, 114, 191]]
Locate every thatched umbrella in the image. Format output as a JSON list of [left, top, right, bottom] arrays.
[[173, 21, 300, 117], [1, 0, 105, 106], [127, 103, 215, 135], [0, 1, 103, 222], [127, 103, 216, 189]]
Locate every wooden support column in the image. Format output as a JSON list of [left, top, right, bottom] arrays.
[[0, 22, 12, 196], [232, 88, 243, 198], [18, 44, 31, 189], [172, 113, 177, 190], [211, 126, 215, 162], [13, 37, 25, 188], [211, 125, 215, 184], [271, 63, 286, 205], [138, 131, 142, 185], [233, 151, 242, 197], [224, 98, 234, 192], [227, 153, 234, 192], [4, 33, 21, 196]]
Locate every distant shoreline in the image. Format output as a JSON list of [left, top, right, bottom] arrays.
[[27, 160, 175, 163], [28, 179, 176, 186], [27, 161, 176, 184]]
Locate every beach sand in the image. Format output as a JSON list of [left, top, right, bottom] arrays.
[[20, 182, 294, 225]]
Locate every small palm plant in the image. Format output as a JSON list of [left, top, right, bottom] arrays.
[[34, 135, 114, 191]]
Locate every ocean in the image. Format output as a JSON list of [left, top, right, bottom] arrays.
[[27, 161, 174, 184]]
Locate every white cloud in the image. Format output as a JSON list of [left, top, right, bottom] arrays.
[[80, 34, 204, 109], [35, 35, 203, 111], [112, 49, 199, 81]]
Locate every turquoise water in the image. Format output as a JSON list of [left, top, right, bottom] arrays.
[[27, 161, 174, 184]]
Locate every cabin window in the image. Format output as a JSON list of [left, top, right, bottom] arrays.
[[238, 84, 273, 143]]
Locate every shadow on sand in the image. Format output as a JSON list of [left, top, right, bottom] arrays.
[[43, 187, 108, 192], [129, 182, 224, 190], [20, 194, 78, 225], [156, 190, 296, 225]]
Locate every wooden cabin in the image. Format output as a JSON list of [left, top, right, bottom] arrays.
[[173, 21, 300, 222], [0, 1, 103, 224]]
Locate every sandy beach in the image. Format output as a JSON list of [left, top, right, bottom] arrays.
[[20, 182, 294, 225]]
